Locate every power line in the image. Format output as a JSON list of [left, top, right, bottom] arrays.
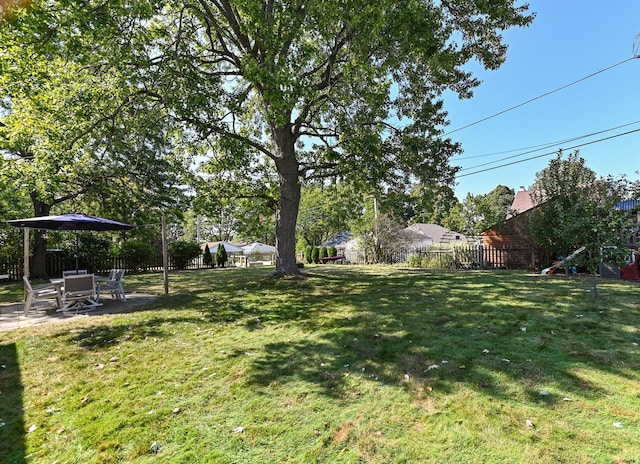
[[457, 120, 640, 171], [455, 136, 580, 160], [456, 127, 640, 178], [443, 56, 639, 137]]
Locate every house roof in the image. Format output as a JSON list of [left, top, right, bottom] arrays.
[[509, 188, 536, 215], [322, 231, 353, 247], [405, 223, 470, 244]]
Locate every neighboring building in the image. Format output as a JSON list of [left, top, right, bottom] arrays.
[[507, 186, 536, 217], [480, 187, 549, 269], [615, 199, 640, 280], [321, 232, 354, 255], [404, 223, 473, 247], [482, 187, 538, 248], [615, 199, 640, 247]]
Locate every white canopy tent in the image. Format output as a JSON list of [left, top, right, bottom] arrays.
[[211, 241, 245, 253], [242, 242, 276, 255]]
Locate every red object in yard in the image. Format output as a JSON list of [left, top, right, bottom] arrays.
[[319, 255, 346, 263], [620, 247, 640, 281]]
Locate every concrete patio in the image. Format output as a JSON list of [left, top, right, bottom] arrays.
[[0, 292, 158, 331]]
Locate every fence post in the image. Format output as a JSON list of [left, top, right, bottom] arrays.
[[23, 227, 29, 299], [162, 215, 169, 295]]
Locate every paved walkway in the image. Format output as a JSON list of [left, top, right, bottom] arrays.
[[0, 293, 158, 331]]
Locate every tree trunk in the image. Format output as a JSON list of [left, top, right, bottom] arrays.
[[30, 193, 52, 278], [272, 127, 301, 276]]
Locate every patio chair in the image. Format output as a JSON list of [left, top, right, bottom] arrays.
[[96, 269, 126, 303], [61, 274, 99, 312], [62, 269, 88, 277], [23, 276, 63, 316]]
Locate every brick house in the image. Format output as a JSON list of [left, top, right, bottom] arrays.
[[481, 187, 538, 248]]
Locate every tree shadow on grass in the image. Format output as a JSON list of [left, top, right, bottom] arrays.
[[50, 294, 208, 350], [40, 268, 639, 408], [244, 270, 639, 405], [0, 342, 25, 464]]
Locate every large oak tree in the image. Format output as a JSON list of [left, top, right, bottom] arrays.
[[3, 0, 533, 275], [152, 0, 533, 274]]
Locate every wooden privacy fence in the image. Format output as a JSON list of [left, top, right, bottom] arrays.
[[345, 245, 551, 271]]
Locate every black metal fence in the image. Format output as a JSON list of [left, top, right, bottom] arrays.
[[1, 252, 211, 281]]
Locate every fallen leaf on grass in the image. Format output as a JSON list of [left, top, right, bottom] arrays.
[[613, 422, 624, 428], [233, 426, 245, 433], [27, 424, 37, 433]]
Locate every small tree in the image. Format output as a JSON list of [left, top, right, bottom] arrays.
[[328, 245, 338, 257], [216, 243, 228, 268], [530, 152, 634, 297], [202, 244, 213, 267], [320, 246, 328, 261], [311, 247, 320, 264], [352, 213, 411, 264], [305, 246, 313, 264]]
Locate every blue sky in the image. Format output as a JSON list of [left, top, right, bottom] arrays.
[[444, 0, 640, 200]]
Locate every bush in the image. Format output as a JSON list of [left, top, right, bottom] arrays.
[[311, 247, 320, 264], [320, 246, 328, 260], [168, 240, 201, 270], [111, 240, 154, 273], [408, 254, 422, 268], [328, 245, 337, 257], [305, 246, 313, 264], [216, 243, 228, 267], [202, 244, 213, 267]]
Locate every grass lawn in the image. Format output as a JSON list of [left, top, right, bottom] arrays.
[[1, 266, 639, 463]]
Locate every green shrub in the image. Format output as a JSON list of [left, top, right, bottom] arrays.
[[408, 254, 422, 268], [203, 244, 213, 267], [320, 246, 328, 260], [111, 240, 154, 272], [421, 254, 453, 270], [305, 246, 313, 264], [215, 243, 228, 267], [168, 240, 201, 270], [328, 245, 337, 257], [311, 247, 320, 264]]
